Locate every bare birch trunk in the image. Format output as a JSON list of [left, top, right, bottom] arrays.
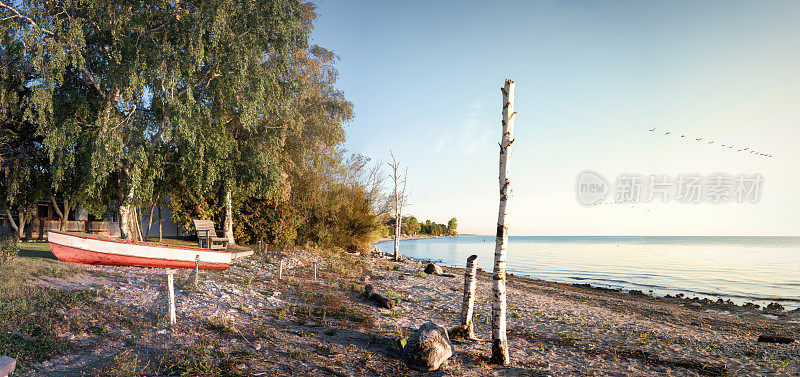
[[223, 187, 235, 246], [388, 151, 407, 261], [460, 254, 478, 340], [394, 194, 401, 260], [491, 79, 516, 365]]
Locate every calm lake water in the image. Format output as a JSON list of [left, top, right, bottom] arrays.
[[375, 236, 800, 310]]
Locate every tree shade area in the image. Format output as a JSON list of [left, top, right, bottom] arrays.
[[0, 0, 382, 251]]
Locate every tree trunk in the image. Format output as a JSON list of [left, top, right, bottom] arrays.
[[460, 254, 479, 340], [223, 187, 235, 246], [118, 185, 139, 240], [158, 204, 163, 242], [51, 196, 64, 230], [62, 198, 69, 231], [145, 204, 156, 241], [134, 206, 144, 241], [491, 79, 515, 365], [4, 206, 21, 239]]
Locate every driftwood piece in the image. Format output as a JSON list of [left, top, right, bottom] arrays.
[[0, 355, 16, 377], [758, 334, 795, 344], [364, 284, 395, 309]]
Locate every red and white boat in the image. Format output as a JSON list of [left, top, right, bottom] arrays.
[[47, 231, 232, 270]]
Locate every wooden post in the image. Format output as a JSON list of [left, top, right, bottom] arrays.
[[491, 79, 515, 365], [194, 255, 200, 289], [278, 260, 283, 280], [460, 254, 478, 340], [167, 269, 177, 325]]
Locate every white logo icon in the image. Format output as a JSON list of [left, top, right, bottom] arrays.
[[576, 171, 609, 205]]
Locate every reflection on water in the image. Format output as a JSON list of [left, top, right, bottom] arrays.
[[375, 236, 800, 309]]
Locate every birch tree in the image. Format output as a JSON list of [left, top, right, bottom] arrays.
[[388, 150, 408, 261], [491, 79, 516, 365]]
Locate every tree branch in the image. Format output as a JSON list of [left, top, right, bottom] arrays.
[[0, 1, 55, 36], [51, 196, 64, 219]]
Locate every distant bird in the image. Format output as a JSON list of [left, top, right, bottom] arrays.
[[738, 149, 743, 152], [728, 146, 733, 149], [744, 148, 749, 150], [680, 135, 685, 138], [721, 144, 726, 147], [696, 138, 702, 141], [708, 141, 715, 144], [665, 132, 671, 135], [649, 128, 656, 132]]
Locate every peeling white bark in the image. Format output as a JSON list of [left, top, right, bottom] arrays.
[[460, 254, 478, 340], [491, 79, 515, 365], [118, 185, 139, 240], [223, 187, 235, 245]]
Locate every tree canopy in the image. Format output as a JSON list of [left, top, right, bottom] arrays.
[[0, 0, 385, 250]]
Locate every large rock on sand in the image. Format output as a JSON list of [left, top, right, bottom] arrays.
[[424, 263, 443, 275], [403, 322, 453, 371]]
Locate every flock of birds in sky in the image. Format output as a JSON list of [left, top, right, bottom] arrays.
[[648, 128, 774, 158]]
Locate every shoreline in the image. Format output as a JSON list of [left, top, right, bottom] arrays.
[[373, 234, 458, 244], [382, 251, 800, 323], [374, 236, 800, 313]]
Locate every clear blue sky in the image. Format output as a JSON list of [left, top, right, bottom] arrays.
[[310, 0, 800, 236]]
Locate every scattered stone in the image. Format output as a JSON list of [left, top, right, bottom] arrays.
[[438, 273, 456, 278], [757, 334, 794, 344], [424, 263, 442, 275], [628, 290, 646, 296], [0, 355, 16, 377], [743, 302, 760, 310], [686, 302, 702, 309], [766, 302, 785, 312], [403, 322, 453, 371]]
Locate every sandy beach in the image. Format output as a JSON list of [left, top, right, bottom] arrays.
[[6, 245, 797, 376]]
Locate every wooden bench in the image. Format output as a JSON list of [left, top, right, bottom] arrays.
[[192, 220, 229, 251]]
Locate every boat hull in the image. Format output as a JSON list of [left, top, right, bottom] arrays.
[[48, 231, 231, 270]]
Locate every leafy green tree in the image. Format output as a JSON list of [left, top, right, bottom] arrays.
[[2, 0, 314, 240], [448, 217, 458, 235]]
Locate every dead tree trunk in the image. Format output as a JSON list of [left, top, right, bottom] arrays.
[[460, 254, 478, 340], [223, 186, 235, 246], [388, 151, 408, 261], [491, 79, 516, 365]]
